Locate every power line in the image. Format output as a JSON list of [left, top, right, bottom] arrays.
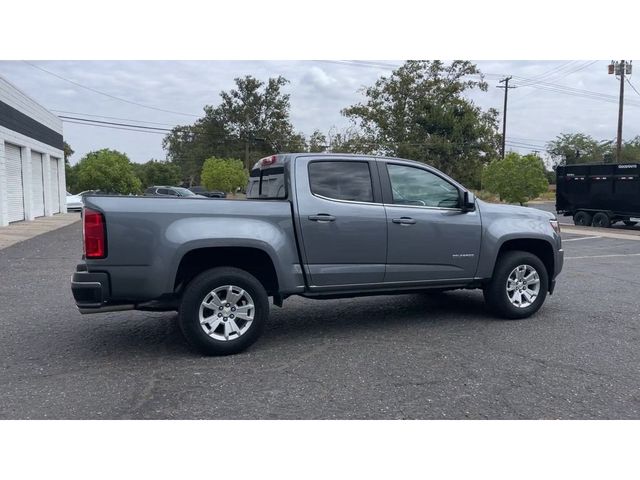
[[58, 115, 172, 132], [626, 78, 640, 98], [51, 109, 179, 127], [61, 119, 170, 135], [23, 61, 201, 118]]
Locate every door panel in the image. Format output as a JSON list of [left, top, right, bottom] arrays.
[[385, 205, 481, 282], [295, 158, 387, 287], [381, 162, 481, 283]]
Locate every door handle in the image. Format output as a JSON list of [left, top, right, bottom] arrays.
[[308, 214, 336, 223], [392, 217, 416, 225]]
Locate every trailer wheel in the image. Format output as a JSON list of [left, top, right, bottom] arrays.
[[573, 211, 592, 226], [592, 212, 611, 228]]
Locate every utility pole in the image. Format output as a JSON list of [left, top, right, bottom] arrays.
[[497, 76, 516, 159], [609, 60, 632, 162]]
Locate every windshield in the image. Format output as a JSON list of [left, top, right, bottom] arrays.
[[174, 187, 196, 196]]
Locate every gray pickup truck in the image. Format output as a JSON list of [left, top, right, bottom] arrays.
[[72, 153, 563, 355]]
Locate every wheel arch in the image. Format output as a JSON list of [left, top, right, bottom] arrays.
[[172, 244, 280, 296], [492, 238, 555, 290]]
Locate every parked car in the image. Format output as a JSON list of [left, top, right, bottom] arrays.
[[72, 153, 563, 356], [144, 186, 206, 198], [188, 186, 227, 198], [66, 192, 83, 211]]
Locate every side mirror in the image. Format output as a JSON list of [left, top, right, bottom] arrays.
[[462, 190, 476, 212]]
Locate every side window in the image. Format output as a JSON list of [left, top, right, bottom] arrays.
[[308, 161, 373, 203], [386, 164, 460, 208]]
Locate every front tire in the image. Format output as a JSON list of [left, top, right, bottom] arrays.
[[178, 267, 269, 356], [483, 251, 548, 319]]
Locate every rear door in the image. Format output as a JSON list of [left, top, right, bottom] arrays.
[[379, 161, 481, 283], [294, 157, 387, 287]]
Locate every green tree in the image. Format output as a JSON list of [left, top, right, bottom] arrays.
[[133, 159, 182, 188], [63, 142, 78, 193], [200, 157, 248, 193], [308, 129, 327, 152], [164, 75, 305, 182], [620, 136, 640, 162], [546, 133, 610, 166], [75, 149, 142, 194], [483, 152, 548, 205], [342, 60, 500, 188]]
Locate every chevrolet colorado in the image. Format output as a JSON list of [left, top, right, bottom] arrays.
[[72, 154, 563, 355]]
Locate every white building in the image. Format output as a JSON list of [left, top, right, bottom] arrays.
[[0, 75, 66, 226]]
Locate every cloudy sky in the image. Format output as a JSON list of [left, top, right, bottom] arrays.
[[0, 60, 638, 165]]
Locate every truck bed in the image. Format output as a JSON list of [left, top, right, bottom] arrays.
[[81, 195, 305, 302]]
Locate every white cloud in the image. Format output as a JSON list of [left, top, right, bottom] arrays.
[[0, 60, 637, 165]]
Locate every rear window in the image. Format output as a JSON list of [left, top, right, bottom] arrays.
[[247, 166, 286, 199], [308, 161, 373, 203]]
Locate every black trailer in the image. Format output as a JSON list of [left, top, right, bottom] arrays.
[[556, 163, 640, 227]]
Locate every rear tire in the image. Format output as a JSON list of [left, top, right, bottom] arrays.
[[483, 250, 548, 319], [573, 211, 592, 226], [592, 212, 611, 228], [178, 267, 269, 356]]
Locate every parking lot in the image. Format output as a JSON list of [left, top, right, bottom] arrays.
[[0, 214, 639, 419]]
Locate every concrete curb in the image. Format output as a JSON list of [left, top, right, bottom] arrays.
[[561, 226, 640, 241], [0, 213, 81, 250]]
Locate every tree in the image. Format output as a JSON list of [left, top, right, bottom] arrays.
[[342, 60, 501, 188], [200, 157, 248, 193], [75, 149, 142, 194], [483, 152, 549, 205], [133, 159, 182, 188], [620, 136, 640, 163], [546, 133, 610, 166], [63, 142, 78, 193], [308, 130, 327, 152], [164, 75, 305, 182]]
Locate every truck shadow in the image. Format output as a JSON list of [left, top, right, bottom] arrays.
[[261, 290, 495, 344], [79, 291, 497, 358]]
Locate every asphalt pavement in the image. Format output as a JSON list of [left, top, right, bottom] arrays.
[[0, 221, 638, 419]]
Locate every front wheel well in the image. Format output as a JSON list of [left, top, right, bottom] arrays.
[[174, 247, 279, 296], [495, 239, 554, 288]]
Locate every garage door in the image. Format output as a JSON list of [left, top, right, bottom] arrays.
[[31, 151, 45, 217], [5, 143, 25, 223], [50, 157, 60, 214]]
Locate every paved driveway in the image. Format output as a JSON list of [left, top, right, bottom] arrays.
[[0, 222, 638, 419]]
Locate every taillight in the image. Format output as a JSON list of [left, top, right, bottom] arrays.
[[83, 208, 106, 259], [550, 219, 561, 234], [260, 155, 277, 166]]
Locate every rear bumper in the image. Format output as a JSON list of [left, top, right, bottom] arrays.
[[71, 264, 132, 313], [71, 265, 110, 307]]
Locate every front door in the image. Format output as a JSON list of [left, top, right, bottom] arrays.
[[379, 161, 481, 284], [295, 158, 387, 288]]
